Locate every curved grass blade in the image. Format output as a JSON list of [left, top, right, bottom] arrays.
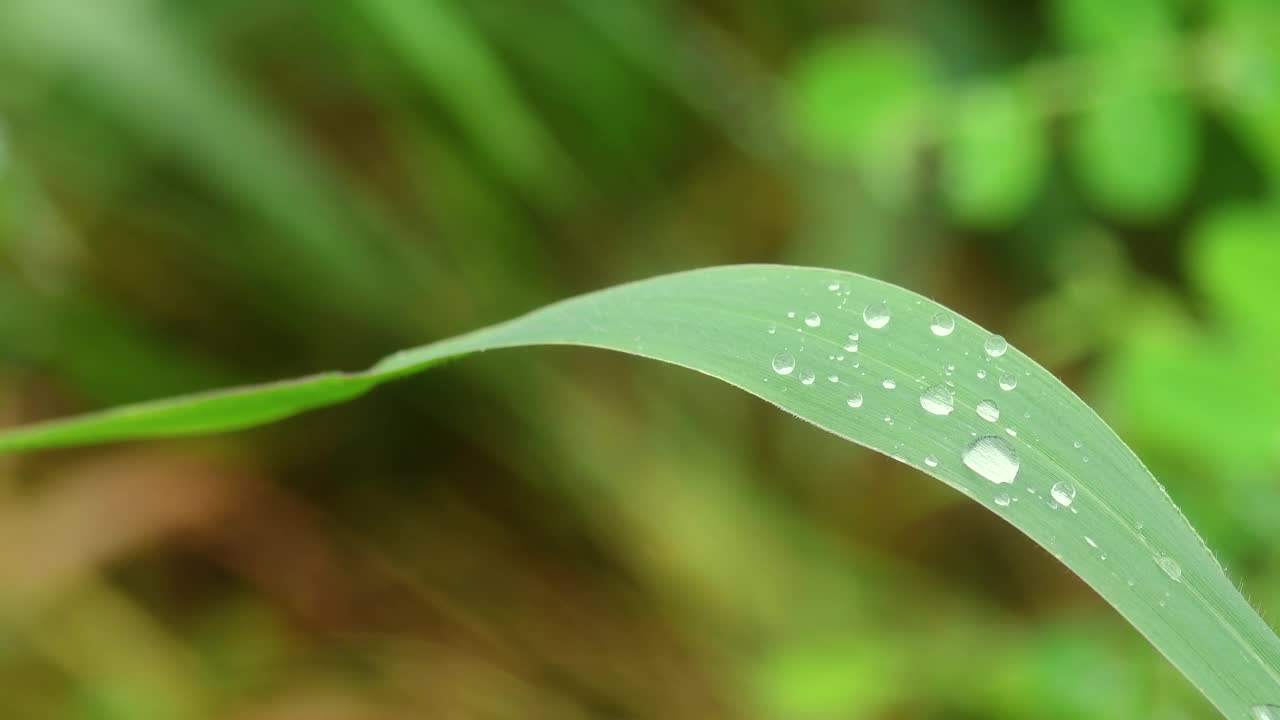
[[0, 265, 1276, 717]]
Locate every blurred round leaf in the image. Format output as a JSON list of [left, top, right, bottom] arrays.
[[1189, 205, 1280, 347], [1070, 77, 1198, 220], [781, 32, 933, 207], [940, 81, 1046, 227], [1051, 0, 1175, 49]]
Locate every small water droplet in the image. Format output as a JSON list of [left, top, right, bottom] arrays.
[[844, 341, 859, 352], [882, 378, 897, 390], [847, 393, 864, 408], [805, 312, 822, 328], [919, 384, 955, 416], [1155, 555, 1182, 582], [930, 312, 955, 337], [985, 334, 1008, 357], [976, 369, 987, 379], [800, 370, 816, 385], [925, 455, 938, 468], [1135, 521, 1145, 531], [1085, 536, 1099, 549], [883, 415, 893, 424], [772, 353, 796, 376], [994, 493, 1011, 507], [827, 281, 841, 291], [849, 332, 860, 341], [976, 400, 1001, 422], [1126, 578, 1136, 588], [998, 372, 1017, 391], [1051, 481, 1076, 507], [1251, 705, 1280, 720], [962, 435, 1020, 484], [827, 374, 839, 383], [767, 322, 777, 335], [863, 302, 891, 329], [1004, 427, 1017, 437], [1073, 440, 1083, 449]]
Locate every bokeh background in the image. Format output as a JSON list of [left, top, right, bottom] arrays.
[[1, 0, 1279, 718]]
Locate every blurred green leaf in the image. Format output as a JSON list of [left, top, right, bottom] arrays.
[[1, 265, 1277, 720], [1070, 71, 1198, 220], [1190, 205, 1280, 346], [941, 80, 1046, 226], [781, 32, 933, 206], [1051, 0, 1176, 50]]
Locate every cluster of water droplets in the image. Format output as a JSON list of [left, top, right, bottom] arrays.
[[765, 278, 1190, 593]]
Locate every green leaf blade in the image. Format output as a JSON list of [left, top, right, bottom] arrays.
[[0, 265, 1275, 718]]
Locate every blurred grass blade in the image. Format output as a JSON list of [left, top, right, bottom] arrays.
[[0, 265, 1276, 718]]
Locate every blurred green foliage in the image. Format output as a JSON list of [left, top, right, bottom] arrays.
[[1, 0, 1279, 718]]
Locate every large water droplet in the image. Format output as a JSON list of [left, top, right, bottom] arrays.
[[1155, 555, 1182, 582], [998, 372, 1017, 391], [847, 393, 864, 408], [772, 353, 796, 376], [1051, 481, 1076, 507], [976, 400, 1001, 422], [984, 334, 1008, 357], [1251, 705, 1280, 720], [800, 369, 816, 385], [805, 312, 822, 328], [994, 493, 1011, 507], [863, 302, 891, 329], [919, 384, 955, 416], [962, 435, 1020, 484], [882, 378, 897, 390], [930, 312, 955, 337]]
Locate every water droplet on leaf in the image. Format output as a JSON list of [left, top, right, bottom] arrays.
[[882, 378, 897, 390], [962, 435, 1020, 484], [994, 493, 1011, 507], [847, 393, 864, 408], [863, 302, 891, 329], [919, 384, 955, 416], [976, 400, 1001, 422], [925, 455, 938, 467], [805, 312, 822, 328], [930, 312, 955, 336], [1155, 555, 1182, 582], [800, 369, 816, 385], [985, 334, 1008, 357], [772, 353, 796, 376], [1051, 481, 1076, 507], [998, 372, 1017, 391]]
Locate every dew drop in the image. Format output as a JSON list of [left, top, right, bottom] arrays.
[[925, 455, 938, 468], [929, 312, 955, 337], [863, 302, 891, 329], [882, 378, 897, 390], [805, 312, 822, 328], [827, 281, 841, 291], [787, 311, 796, 319], [767, 322, 777, 335], [844, 341, 859, 353], [1073, 440, 1083, 449], [883, 415, 893, 424], [1155, 555, 1182, 582], [919, 384, 955, 416], [847, 393, 864, 408], [1051, 481, 1076, 507], [800, 369, 816, 385], [976, 369, 987, 380], [976, 400, 1001, 422], [827, 374, 839, 383], [1085, 536, 1099, 549], [772, 353, 796, 376], [998, 372, 1018, 391], [962, 435, 1020, 484], [985, 334, 1008, 357], [994, 493, 1011, 507]]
